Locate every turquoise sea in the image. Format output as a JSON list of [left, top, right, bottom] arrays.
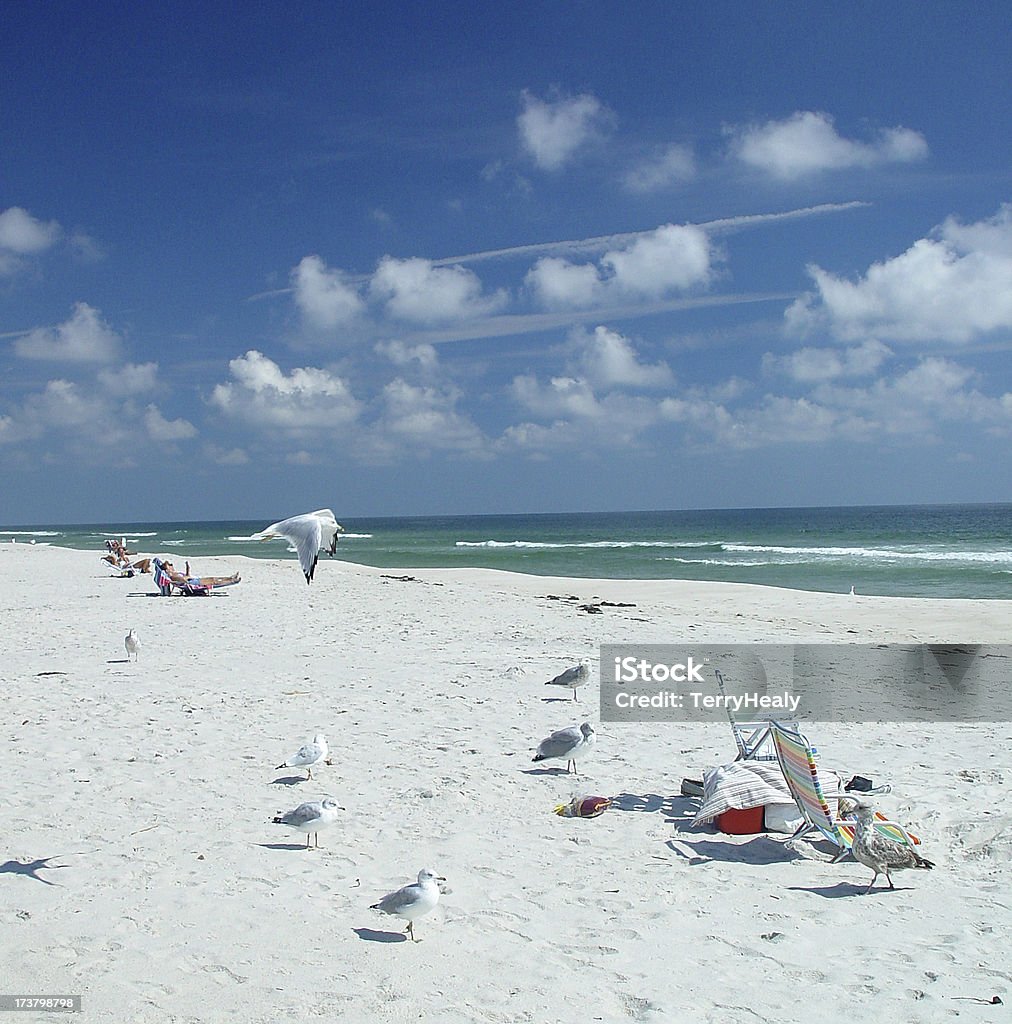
[[2, 504, 1010, 599]]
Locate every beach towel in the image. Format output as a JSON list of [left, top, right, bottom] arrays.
[[692, 759, 844, 828]]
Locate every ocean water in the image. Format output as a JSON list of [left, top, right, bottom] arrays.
[[3, 504, 1010, 599]]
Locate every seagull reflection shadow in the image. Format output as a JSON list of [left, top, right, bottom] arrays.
[[0, 856, 70, 886]]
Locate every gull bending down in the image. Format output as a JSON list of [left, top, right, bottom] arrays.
[[532, 722, 596, 774], [370, 868, 446, 941], [276, 734, 329, 780], [253, 509, 344, 584]]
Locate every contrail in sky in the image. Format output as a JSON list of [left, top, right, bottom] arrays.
[[430, 201, 870, 267]]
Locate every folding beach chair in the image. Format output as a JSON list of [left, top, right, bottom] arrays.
[[713, 668, 797, 762], [769, 720, 920, 862], [152, 558, 215, 597]]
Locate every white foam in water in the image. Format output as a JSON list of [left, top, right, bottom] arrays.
[[723, 543, 1012, 564], [455, 539, 699, 549], [661, 557, 776, 567]]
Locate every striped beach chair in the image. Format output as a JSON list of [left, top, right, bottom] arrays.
[[770, 721, 920, 862], [153, 558, 212, 597], [714, 668, 797, 762]]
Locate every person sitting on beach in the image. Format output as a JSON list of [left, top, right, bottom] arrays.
[[161, 560, 240, 588], [103, 539, 152, 574]]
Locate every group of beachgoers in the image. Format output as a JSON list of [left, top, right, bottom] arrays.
[[102, 539, 239, 590]]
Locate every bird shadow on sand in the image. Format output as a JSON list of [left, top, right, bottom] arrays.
[[611, 792, 680, 814], [106, 658, 133, 664], [0, 856, 69, 886], [521, 767, 580, 776], [256, 842, 313, 852], [354, 927, 408, 943], [666, 836, 795, 866], [542, 697, 580, 704], [271, 775, 309, 786], [788, 882, 912, 899]]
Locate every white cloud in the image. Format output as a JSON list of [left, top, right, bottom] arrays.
[[373, 379, 487, 456], [0, 378, 133, 449], [97, 362, 159, 395], [729, 110, 928, 180], [14, 303, 121, 363], [511, 374, 601, 419], [571, 326, 674, 389], [524, 257, 602, 309], [204, 444, 250, 466], [622, 144, 695, 193], [371, 256, 506, 323], [291, 255, 365, 329], [525, 223, 714, 311], [603, 224, 713, 296], [517, 90, 614, 170], [507, 371, 660, 451], [374, 339, 439, 372], [763, 340, 892, 382], [144, 404, 197, 442], [210, 350, 361, 433], [786, 205, 1012, 344], [0, 206, 61, 256]]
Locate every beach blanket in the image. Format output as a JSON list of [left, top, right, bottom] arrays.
[[692, 759, 844, 827]]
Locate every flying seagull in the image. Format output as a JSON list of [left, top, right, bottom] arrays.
[[253, 509, 344, 583], [532, 722, 596, 774], [370, 868, 446, 941], [272, 797, 343, 849], [276, 734, 329, 780], [545, 660, 590, 701], [125, 629, 140, 661], [849, 798, 935, 893]]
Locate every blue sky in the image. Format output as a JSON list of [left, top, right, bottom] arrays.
[[2, 2, 1010, 524]]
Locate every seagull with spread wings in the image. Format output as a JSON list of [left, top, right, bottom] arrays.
[[253, 509, 344, 583]]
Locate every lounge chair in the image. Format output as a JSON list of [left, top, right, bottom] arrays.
[[769, 720, 920, 862], [152, 558, 239, 597], [714, 668, 797, 762]]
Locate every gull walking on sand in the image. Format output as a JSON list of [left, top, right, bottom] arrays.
[[850, 799, 935, 893], [272, 797, 343, 849], [124, 629, 139, 661], [532, 722, 596, 774], [370, 868, 446, 941], [252, 509, 344, 584], [545, 660, 590, 701], [276, 734, 329, 779]]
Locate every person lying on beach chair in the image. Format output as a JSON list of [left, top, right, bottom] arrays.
[[154, 558, 241, 596]]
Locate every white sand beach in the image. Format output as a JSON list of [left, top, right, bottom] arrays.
[[2, 543, 1009, 1023]]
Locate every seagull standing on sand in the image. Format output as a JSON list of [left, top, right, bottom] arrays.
[[532, 722, 596, 774], [370, 868, 446, 941], [125, 629, 139, 661], [545, 660, 590, 701], [272, 797, 343, 849], [252, 509, 344, 584], [276, 734, 329, 780], [850, 799, 935, 893]]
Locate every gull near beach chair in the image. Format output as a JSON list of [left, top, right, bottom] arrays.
[[769, 720, 921, 863], [713, 668, 798, 762]]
